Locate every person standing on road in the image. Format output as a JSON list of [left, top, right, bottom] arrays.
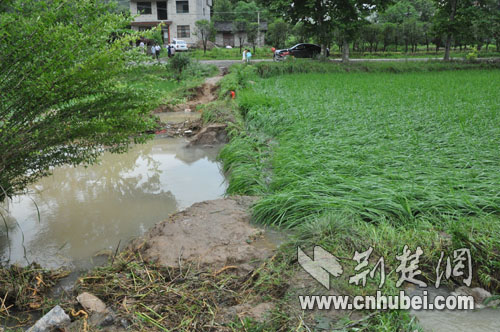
[[242, 49, 247, 63], [167, 44, 172, 58], [155, 44, 161, 61], [151, 43, 156, 59], [245, 49, 252, 63]]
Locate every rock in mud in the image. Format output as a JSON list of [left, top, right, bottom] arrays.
[[28, 305, 70, 332], [133, 196, 273, 272], [188, 123, 228, 146], [222, 302, 275, 323], [453, 286, 499, 306], [77, 292, 116, 327], [77, 292, 107, 314]]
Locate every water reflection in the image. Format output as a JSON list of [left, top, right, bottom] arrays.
[[0, 137, 227, 269]]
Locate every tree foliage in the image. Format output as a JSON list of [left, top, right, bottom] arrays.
[[195, 19, 216, 54], [266, 19, 290, 49], [0, 0, 157, 200], [232, 19, 248, 53], [263, 0, 392, 60]]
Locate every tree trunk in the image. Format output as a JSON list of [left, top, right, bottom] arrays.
[[444, 0, 457, 61], [342, 38, 349, 62]]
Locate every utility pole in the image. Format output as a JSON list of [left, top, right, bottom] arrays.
[[257, 11, 260, 46]]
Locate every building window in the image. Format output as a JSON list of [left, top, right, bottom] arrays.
[[157, 1, 168, 20], [203, 7, 205, 16], [177, 25, 190, 38], [176, 0, 189, 13], [137, 2, 152, 14]]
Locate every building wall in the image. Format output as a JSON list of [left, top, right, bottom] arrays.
[[130, 0, 211, 45], [215, 32, 265, 47]]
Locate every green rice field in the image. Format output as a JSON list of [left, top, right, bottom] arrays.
[[223, 69, 500, 228]]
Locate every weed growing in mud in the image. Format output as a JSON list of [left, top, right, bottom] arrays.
[[0, 264, 69, 325], [74, 249, 295, 331]]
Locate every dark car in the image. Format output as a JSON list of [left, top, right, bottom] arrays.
[[273, 43, 321, 61]]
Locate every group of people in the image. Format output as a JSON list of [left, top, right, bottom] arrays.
[[138, 41, 176, 61], [242, 49, 252, 63]]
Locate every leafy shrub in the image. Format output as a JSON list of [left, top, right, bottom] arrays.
[[466, 49, 478, 61], [183, 61, 218, 78], [168, 53, 191, 81]]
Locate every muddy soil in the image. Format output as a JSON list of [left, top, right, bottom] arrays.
[[132, 196, 275, 274], [154, 75, 228, 144]]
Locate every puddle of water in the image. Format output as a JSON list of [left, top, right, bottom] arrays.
[[408, 287, 500, 332], [0, 137, 227, 270], [252, 227, 288, 251], [157, 111, 200, 123]]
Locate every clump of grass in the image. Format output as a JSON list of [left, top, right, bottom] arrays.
[[199, 100, 236, 124], [0, 264, 69, 323], [75, 248, 290, 331], [218, 64, 258, 98]]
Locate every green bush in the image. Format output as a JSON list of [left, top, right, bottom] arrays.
[[168, 53, 191, 81], [219, 64, 258, 97]]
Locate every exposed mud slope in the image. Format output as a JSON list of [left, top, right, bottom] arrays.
[[132, 196, 274, 273], [173, 75, 223, 112]]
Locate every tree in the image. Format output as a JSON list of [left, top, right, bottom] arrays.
[[246, 22, 259, 53], [213, 0, 234, 21], [382, 22, 397, 51], [234, 1, 260, 21], [232, 19, 248, 53], [266, 19, 289, 49], [195, 20, 216, 54], [433, 0, 475, 60], [0, 0, 157, 201], [263, 0, 392, 62]]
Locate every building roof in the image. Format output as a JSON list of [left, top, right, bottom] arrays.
[[214, 21, 268, 32]]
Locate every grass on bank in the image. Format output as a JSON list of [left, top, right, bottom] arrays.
[[120, 61, 218, 110], [217, 61, 500, 330]]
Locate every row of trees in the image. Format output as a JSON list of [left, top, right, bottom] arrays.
[[252, 0, 499, 61]]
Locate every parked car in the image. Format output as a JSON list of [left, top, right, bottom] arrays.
[[273, 43, 321, 61], [170, 39, 189, 52]]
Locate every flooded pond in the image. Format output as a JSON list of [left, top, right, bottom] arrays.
[[0, 137, 227, 269]]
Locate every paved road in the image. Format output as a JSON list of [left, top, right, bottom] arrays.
[[155, 57, 497, 68]]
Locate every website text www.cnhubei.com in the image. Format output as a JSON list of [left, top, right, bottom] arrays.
[[299, 291, 474, 310]]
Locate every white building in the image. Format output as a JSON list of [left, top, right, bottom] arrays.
[[130, 0, 212, 45]]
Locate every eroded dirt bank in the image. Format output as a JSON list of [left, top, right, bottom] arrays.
[[154, 74, 229, 145], [132, 196, 274, 273]]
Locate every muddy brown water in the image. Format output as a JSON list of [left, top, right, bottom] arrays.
[[408, 287, 500, 332], [0, 137, 227, 270]]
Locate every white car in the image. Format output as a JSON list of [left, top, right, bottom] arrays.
[[170, 39, 188, 52]]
